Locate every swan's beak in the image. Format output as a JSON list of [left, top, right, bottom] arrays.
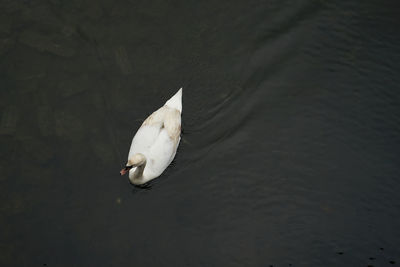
[[120, 166, 132, 176]]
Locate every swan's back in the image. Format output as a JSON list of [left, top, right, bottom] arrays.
[[128, 106, 180, 158]]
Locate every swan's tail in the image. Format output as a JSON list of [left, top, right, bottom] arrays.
[[165, 88, 182, 113]]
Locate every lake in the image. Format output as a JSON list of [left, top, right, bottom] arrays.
[[0, 0, 399, 266]]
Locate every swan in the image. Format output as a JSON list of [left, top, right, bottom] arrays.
[[120, 88, 182, 185]]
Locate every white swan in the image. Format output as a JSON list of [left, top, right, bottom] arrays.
[[120, 88, 182, 185]]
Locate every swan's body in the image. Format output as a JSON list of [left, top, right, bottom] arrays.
[[120, 88, 182, 185]]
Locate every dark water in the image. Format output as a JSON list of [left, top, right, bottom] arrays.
[[1, 0, 400, 266]]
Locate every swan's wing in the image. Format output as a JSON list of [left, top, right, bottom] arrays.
[[128, 107, 166, 159], [142, 106, 167, 126], [146, 108, 181, 176], [140, 106, 181, 147], [163, 108, 181, 145]]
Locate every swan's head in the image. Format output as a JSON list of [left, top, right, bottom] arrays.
[[127, 153, 146, 166], [120, 153, 146, 176]]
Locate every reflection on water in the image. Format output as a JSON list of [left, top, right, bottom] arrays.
[[1, 0, 400, 266]]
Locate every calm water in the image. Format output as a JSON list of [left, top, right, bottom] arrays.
[[1, 0, 400, 266]]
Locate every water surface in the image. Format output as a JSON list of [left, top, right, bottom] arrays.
[[1, 0, 400, 266]]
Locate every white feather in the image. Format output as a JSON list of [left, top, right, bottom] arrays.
[[124, 88, 182, 185]]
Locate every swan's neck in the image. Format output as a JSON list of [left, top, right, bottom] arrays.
[[129, 158, 147, 181]]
